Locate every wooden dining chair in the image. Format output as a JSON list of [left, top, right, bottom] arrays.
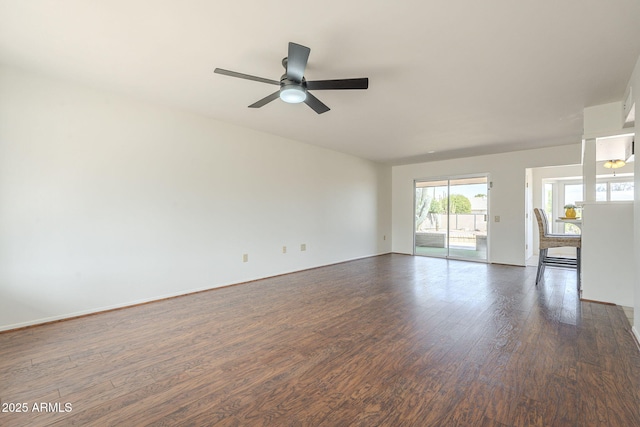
[[533, 208, 581, 288]]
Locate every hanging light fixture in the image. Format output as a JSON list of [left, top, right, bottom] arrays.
[[603, 159, 626, 176], [603, 159, 626, 169]]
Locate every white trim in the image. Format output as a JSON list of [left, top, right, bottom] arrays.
[[583, 129, 636, 141]]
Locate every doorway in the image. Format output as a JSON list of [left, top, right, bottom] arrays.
[[414, 175, 489, 262]]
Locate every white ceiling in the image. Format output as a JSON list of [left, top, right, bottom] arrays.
[[1, 1, 639, 165]]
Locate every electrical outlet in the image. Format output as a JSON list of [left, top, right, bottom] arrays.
[[300, 243, 306, 251], [242, 254, 248, 262], [282, 246, 287, 254], [494, 216, 500, 222]]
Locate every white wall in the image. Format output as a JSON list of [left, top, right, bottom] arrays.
[[392, 144, 581, 266], [581, 202, 634, 306], [0, 65, 392, 331], [583, 102, 624, 137], [630, 54, 640, 335]]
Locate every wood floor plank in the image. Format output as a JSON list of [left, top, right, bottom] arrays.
[[540, 373, 578, 426], [577, 361, 610, 426], [1, 254, 640, 426]]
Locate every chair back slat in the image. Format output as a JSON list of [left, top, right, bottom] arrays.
[[534, 208, 547, 239], [540, 209, 550, 235]]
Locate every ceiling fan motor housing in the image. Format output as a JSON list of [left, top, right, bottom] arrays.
[[279, 77, 307, 103]]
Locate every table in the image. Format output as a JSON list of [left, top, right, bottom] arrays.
[[555, 218, 582, 230]]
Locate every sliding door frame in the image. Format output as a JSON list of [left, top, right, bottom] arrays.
[[413, 173, 490, 263]]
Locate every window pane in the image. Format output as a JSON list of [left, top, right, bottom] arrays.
[[595, 183, 607, 201], [564, 184, 583, 206], [611, 182, 634, 201], [563, 184, 582, 233]]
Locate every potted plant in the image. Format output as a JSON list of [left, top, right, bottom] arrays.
[[564, 204, 577, 218]]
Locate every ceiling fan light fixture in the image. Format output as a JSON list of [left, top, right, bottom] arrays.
[[280, 85, 306, 104], [603, 159, 626, 169]]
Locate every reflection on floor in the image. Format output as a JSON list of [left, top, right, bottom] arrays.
[[415, 246, 487, 261], [527, 256, 635, 328]]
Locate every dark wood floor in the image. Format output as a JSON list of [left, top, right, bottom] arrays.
[[1, 254, 640, 426]]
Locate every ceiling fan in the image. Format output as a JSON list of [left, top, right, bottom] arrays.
[[214, 42, 368, 114]]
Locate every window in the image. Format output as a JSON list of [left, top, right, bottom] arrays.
[[559, 179, 634, 205], [595, 183, 607, 201], [562, 183, 582, 234], [610, 181, 634, 201], [564, 184, 583, 206], [541, 176, 634, 234]]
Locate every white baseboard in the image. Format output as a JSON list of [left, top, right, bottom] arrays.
[[0, 284, 228, 332], [0, 252, 393, 332]]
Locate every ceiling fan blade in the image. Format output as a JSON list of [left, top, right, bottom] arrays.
[[214, 68, 280, 85], [248, 91, 281, 108], [306, 78, 369, 90], [304, 92, 330, 114], [286, 42, 310, 82]]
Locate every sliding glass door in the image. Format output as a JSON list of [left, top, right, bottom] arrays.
[[415, 176, 488, 261]]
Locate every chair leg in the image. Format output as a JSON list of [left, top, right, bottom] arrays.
[[535, 249, 546, 285]]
